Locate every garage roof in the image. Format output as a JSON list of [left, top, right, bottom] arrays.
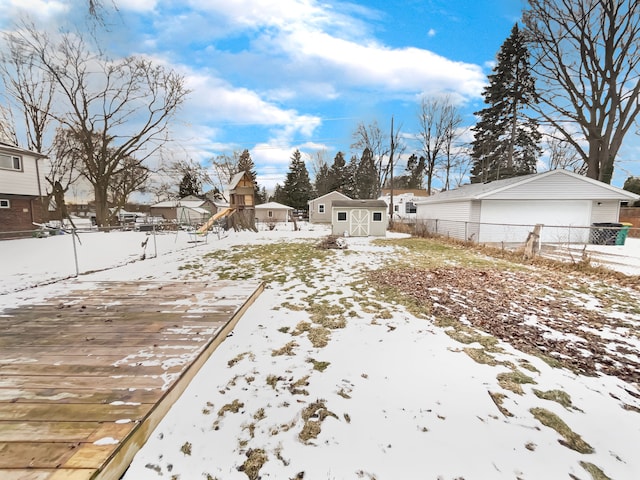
[[332, 200, 388, 208]]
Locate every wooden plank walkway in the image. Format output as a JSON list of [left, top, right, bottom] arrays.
[[0, 280, 263, 480]]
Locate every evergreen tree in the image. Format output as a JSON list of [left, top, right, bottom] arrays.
[[237, 149, 262, 200], [355, 148, 378, 199], [314, 162, 332, 197], [470, 24, 541, 183], [406, 154, 426, 189], [327, 151, 350, 193], [256, 186, 268, 205], [179, 171, 201, 197], [271, 183, 286, 204], [282, 149, 313, 210]]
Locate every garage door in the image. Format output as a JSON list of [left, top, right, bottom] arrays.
[[479, 200, 591, 243]]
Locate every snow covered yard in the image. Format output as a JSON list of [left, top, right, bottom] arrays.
[[1, 225, 639, 479]]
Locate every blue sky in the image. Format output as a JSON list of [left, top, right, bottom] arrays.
[[1, 0, 637, 196]]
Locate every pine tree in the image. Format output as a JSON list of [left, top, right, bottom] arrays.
[[355, 148, 378, 199], [470, 24, 541, 183], [282, 149, 313, 210], [314, 162, 332, 197], [327, 151, 350, 193], [179, 172, 201, 197], [237, 149, 262, 200]]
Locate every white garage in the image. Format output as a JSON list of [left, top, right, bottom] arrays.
[[415, 169, 638, 244]]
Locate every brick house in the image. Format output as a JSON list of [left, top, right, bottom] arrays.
[[0, 142, 47, 233]]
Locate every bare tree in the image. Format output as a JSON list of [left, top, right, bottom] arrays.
[[210, 152, 241, 196], [524, 0, 640, 184], [7, 24, 189, 226], [438, 102, 465, 191], [417, 95, 456, 194], [0, 104, 18, 145], [545, 134, 586, 173], [351, 121, 390, 197]]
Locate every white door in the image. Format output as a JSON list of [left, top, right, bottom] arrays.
[[479, 200, 591, 243], [350, 209, 369, 236]]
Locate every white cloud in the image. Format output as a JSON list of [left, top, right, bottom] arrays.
[[0, 0, 68, 19], [427, 28, 436, 37]]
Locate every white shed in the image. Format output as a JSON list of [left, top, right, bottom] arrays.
[[331, 199, 388, 237], [415, 169, 639, 244]]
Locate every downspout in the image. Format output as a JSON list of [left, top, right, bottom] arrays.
[[32, 156, 44, 224]]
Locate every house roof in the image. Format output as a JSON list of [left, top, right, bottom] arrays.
[[150, 198, 206, 208], [308, 190, 351, 204], [0, 141, 48, 158], [255, 201, 293, 210], [332, 199, 388, 208], [229, 171, 252, 190], [415, 169, 639, 205]]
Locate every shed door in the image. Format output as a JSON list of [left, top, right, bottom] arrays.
[[350, 209, 369, 236]]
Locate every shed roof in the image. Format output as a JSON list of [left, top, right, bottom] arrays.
[[332, 199, 388, 208], [415, 169, 639, 205], [150, 198, 206, 208]]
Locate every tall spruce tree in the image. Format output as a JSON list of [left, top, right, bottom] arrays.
[[178, 171, 201, 197], [355, 148, 379, 199], [237, 149, 263, 202], [327, 151, 350, 194], [282, 149, 313, 210], [470, 24, 541, 183], [314, 162, 332, 197]]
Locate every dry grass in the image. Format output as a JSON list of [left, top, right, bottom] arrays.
[[497, 370, 536, 395], [272, 341, 298, 356], [488, 391, 513, 417], [533, 389, 574, 409], [579, 461, 611, 480], [307, 358, 331, 372], [239, 448, 268, 480], [530, 407, 594, 454], [217, 399, 244, 417], [180, 441, 192, 456], [298, 400, 338, 443]]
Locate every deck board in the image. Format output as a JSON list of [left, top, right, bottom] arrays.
[[0, 280, 263, 480]]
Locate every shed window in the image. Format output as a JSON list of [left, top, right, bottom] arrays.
[[0, 199, 9, 208], [372, 212, 382, 222], [0, 154, 21, 171], [337, 211, 347, 221], [318, 204, 325, 213]]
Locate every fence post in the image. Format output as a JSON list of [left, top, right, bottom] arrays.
[[71, 228, 79, 277], [152, 223, 158, 259]]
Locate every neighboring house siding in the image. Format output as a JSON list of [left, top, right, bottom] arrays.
[[150, 206, 176, 220], [0, 194, 45, 233], [0, 154, 43, 196], [309, 191, 350, 223], [255, 209, 289, 222]]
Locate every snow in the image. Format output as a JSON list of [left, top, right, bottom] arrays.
[[1, 224, 639, 479]]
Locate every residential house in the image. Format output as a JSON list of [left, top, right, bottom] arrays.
[[0, 142, 47, 233]]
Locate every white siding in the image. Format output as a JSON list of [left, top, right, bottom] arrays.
[[589, 200, 620, 224], [485, 172, 630, 200], [416, 201, 472, 241], [0, 154, 43, 196]]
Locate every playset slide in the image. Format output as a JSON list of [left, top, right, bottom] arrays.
[[196, 208, 235, 234]]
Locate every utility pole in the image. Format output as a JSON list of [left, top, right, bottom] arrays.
[[389, 115, 395, 228]]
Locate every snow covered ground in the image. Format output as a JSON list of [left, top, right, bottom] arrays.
[[1, 224, 639, 479]]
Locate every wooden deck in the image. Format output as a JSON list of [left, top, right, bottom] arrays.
[[0, 280, 263, 480]]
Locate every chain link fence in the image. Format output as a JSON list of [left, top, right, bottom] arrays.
[[0, 223, 220, 295]]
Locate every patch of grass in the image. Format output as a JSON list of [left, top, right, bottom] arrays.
[[530, 407, 594, 454], [537, 353, 564, 369], [266, 375, 280, 389], [180, 441, 192, 456], [465, 347, 498, 366], [533, 389, 574, 409], [307, 358, 330, 372], [239, 448, 268, 480], [289, 375, 310, 396], [253, 408, 266, 421], [307, 326, 331, 348], [580, 461, 611, 480], [497, 370, 536, 395], [488, 391, 513, 417], [518, 359, 540, 373], [299, 400, 338, 444], [227, 351, 254, 367], [217, 399, 244, 417], [178, 263, 202, 271], [272, 341, 298, 356], [277, 326, 290, 333]]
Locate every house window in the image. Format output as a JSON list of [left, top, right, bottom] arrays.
[[0, 154, 21, 171], [268, 210, 273, 218], [405, 202, 416, 214], [372, 212, 382, 222], [394, 205, 400, 212], [318, 204, 325, 213], [337, 211, 347, 221], [0, 199, 9, 208]]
